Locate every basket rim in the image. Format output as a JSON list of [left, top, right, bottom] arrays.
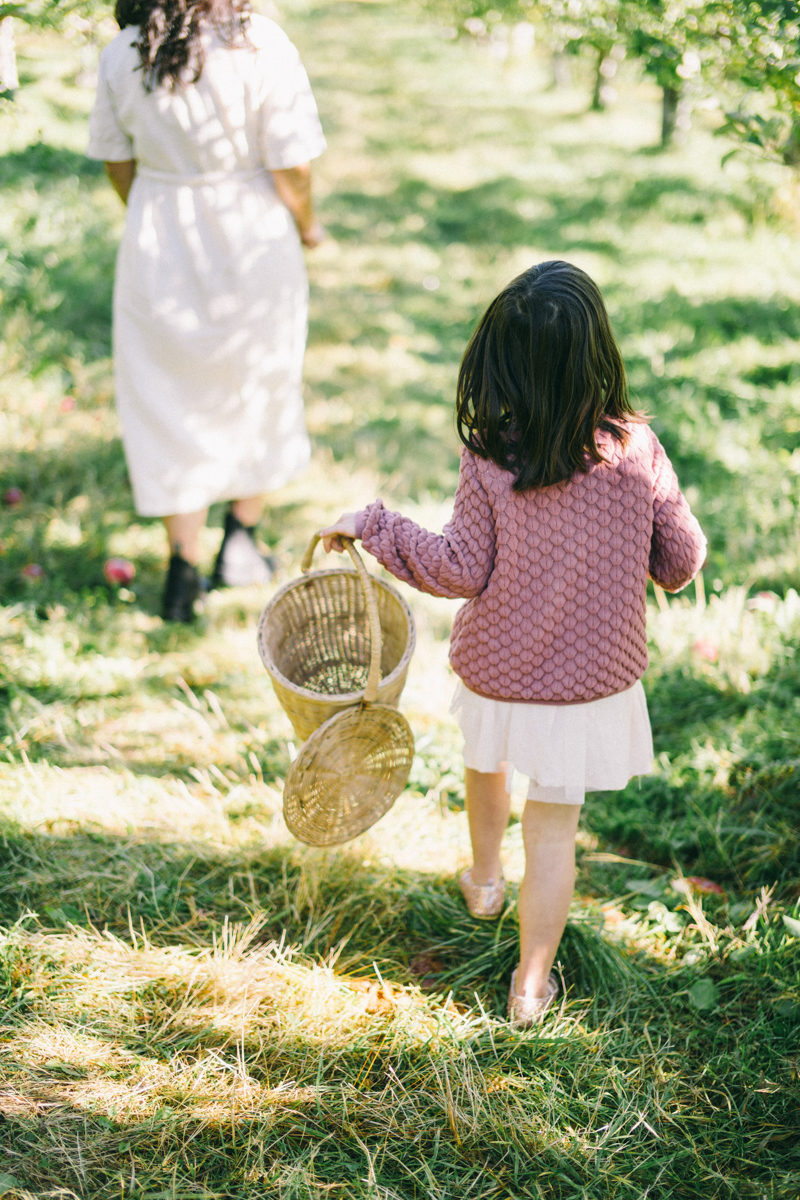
[[256, 566, 417, 704]]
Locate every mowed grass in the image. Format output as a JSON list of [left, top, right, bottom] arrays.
[[1, 2, 800, 1196]]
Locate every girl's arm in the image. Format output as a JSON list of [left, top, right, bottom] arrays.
[[649, 433, 707, 592], [322, 450, 496, 600]]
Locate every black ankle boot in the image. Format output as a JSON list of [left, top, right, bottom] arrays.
[[162, 553, 202, 623], [210, 510, 277, 589]]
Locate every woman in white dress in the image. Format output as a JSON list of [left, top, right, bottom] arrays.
[[87, 0, 326, 620]]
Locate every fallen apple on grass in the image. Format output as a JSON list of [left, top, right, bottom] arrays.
[[104, 558, 136, 586]]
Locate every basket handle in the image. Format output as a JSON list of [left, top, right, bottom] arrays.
[[301, 532, 382, 704]]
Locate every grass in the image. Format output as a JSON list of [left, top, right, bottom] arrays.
[[0, 1, 799, 1196]]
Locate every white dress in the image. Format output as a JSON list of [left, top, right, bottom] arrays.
[[87, 16, 326, 517], [451, 681, 654, 804]]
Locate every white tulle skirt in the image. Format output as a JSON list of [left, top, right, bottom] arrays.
[[450, 680, 654, 805]]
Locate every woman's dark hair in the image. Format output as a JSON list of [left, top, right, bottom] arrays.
[[455, 260, 643, 491], [115, 0, 251, 91]]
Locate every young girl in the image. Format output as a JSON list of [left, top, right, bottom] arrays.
[[321, 260, 705, 1027]]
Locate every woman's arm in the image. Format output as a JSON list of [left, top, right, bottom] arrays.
[[105, 159, 136, 204], [270, 163, 325, 247]]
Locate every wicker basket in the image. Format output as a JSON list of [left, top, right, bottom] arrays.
[[258, 533, 416, 847], [257, 533, 416, 743]]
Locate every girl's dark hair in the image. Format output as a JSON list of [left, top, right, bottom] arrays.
[[455, 260, 643, 491], [115, 0, 251, 91]]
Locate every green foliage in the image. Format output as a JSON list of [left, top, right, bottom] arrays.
[[0, 0, 110, 28], [717, 0, 800, 167], [625, 0, 726, 92]]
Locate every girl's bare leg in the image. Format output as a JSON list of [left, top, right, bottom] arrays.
[[162, 509, 209, 566], [465, 766, 512, 885], [231, 494, 268, 526], [516, 796, 581, 999]]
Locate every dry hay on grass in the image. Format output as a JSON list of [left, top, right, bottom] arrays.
[[0, 916, 599, 1195], [13, 915, 475, 1050]]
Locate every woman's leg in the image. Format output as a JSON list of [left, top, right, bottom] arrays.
[[162, 509, 209, 565], [162, 498, 266, 563], [161, 509, 208, 622], [516, 792, 581, 999], [212, 493, 273, 588], [465, 766, 512, 885], [231, 494, 268, 526]]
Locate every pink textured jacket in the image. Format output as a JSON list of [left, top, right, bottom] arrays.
[[355, 423, 706, 705]]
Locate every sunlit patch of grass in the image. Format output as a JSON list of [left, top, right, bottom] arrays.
[[648, 584, 800, 693]]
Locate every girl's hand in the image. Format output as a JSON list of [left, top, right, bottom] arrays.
[[320, 513, 358, 553]]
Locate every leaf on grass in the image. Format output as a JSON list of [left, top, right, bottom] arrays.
[[688, 978, 720, 1011], [0, 1176, 21, 1197], [728, 900, 753, 924], [782, 914, 800, 938], [626, 878, 665, 898]]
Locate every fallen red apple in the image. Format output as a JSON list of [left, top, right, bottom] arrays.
[[3, 487, 23, 507], [685, 876, 725, 895], [692, 638, 718, 663], [22, 563, 44, 579], [104, 557, 136, 585]]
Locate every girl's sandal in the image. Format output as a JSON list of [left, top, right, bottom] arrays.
[[507, 969, 558, 1028], [458, 868, 505, 919]]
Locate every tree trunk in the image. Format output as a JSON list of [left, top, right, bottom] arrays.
[[591, 49, 605, 110], [661, 84, 691, 147], [782, 116, 800, 168], [0, 17, 19, 95], [592, 48, 618, 111], [661, 86, 679, 145]]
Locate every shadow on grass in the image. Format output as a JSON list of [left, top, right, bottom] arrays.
[[0, 142, 105, 187], [579, 656, 800, 891], [0, 437, 144, 605], [0, 819, 798, 1198], [585, 772, 800, 892], [0, 822, 628, 1010], [324, 171, 756, 257], [0, 144, 116, 372], [618, 290, 800, 352]]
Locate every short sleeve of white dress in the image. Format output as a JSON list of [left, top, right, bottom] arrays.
[[254, 25, 327, 169], [86, 48, 135, 161]]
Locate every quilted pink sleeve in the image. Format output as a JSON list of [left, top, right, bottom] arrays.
[[356, 451, 496, 598], [648, 432, 707, 593]]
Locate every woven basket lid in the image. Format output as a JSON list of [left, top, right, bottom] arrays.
[[283, 703, 415, 846]]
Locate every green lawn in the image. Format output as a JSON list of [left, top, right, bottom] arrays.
[[0, 3, 799, 1197]]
